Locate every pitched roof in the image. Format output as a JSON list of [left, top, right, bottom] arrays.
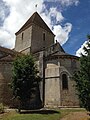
[[0, 46, 18, 56], [0, 55, 14, 61], [15, 12, 55, 35], [0, 46, 20, 60], [48, 51, 79, 59], [0, 46, 13, 55]]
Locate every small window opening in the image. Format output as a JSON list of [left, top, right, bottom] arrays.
[[43, 33, 45, 41], [22, 33, 24, 40], [62, 74, 68, 90]]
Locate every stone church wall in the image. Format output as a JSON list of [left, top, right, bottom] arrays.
[[45, 66, 60, 107], [0, 62, 13, 106], [0, 12, 80, 109], [15, 26, 32, 54], [60, 58, 79, 74], [45, 57, 79, 107], [15, 24, 54, 54], [31, 24, 54, 53], [59, 58, 79, 106]]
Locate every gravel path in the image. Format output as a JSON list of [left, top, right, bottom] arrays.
[[60, 112, 90, 120]]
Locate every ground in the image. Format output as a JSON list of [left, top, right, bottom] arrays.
[[0, 108, 90, 120], [61, 111, 89, 120]]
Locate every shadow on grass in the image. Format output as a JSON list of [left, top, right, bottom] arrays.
[[20, 109, 60, 114]]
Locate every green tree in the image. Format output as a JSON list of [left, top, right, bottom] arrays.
[[74, 35, 90, 111], [11, 55, 41, 112]]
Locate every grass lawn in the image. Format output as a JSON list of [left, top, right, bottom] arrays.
[[0, 108, 86, 120]]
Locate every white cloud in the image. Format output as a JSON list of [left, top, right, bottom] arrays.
[[59, 0, 79, 6], [0, 28, 15, 48], [41, 7, 64, 29], [0, 9, 5, 21], [44, 0, 79, 6], [76, 41, 89, 57], [49, 7, 64, 23], [1, 0, 43, 48], [0, 1, 9, 22], [0, 0, 78, 49], [53, 23, 72, 45], [40, 7, 72, 45]]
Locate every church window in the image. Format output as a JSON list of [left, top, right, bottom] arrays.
[[62, 74, 68, 90], [22, 33, 24, 40], [43, 33, 45, 41]]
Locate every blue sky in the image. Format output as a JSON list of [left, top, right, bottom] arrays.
[[0, 0, 90, 56], [62, 0, 90, 55]]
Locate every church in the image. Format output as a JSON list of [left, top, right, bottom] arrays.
[[0, 12, 80, 108]]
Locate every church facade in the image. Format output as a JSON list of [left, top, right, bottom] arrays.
[[0, 12, 80, 108]]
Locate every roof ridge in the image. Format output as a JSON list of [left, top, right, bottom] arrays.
[[15, 12, 55, 35], [0, 46, 19, 55]]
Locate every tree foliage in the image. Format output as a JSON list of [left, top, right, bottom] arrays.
[[11, 54, 41, 110], [74, 35, 90, 111]]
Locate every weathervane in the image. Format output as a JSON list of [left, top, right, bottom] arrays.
[[35, 4, 38, 11]]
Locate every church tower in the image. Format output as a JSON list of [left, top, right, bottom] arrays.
[[15, 12, 55, 54], [15, 12, 80, 108]]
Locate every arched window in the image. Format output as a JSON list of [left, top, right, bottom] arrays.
[[43, 33, 45, 41], [62, 74, 68, 90]]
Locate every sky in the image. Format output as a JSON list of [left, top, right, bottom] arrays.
[[0, 0, 90, 56]]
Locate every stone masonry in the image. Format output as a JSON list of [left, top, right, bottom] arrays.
[[15, 12, 80, 107], [0, 12, 80, 108]]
